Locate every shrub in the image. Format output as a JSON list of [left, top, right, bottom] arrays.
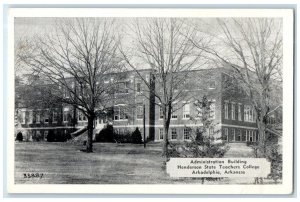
[[131, 128, 143, 144], [115, 132, 132, 143], [267, 147, 282, 184], [32, 132, 43, 142], [96, 126, 143, 144], [16, 132, 23, 142], [46, 130, 71, 142], [95, 125, 114, 142], [46, 130, 55, 142]]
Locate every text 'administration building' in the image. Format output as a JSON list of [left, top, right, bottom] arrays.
[[16, 68, 278, 143]]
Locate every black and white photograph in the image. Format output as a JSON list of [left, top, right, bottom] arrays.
[[6, 8, 294, 194]]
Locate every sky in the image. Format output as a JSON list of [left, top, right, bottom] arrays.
[[14, 17, 220, 76], [15, 18, 55, 42], [14, 17, 218, 42], [14, 17, 283, 78]]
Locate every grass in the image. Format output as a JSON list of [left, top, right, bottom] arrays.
[[14, 142, 279, 184], [15, 142, 200, 184]]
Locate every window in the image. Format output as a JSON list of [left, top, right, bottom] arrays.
[[171, 104, 178, 119], [246, 130, 249, 141], [184, 128, 190, 140], [78, 110, 87, 122], [231, 103, 235, 120], [53, 111, 58, 123], [114, 106, 128, 120], [136, 105, 143, 120], [268, 114, 276, 124], [63, 86, 69, 98], [44, 111, 49, 124], [208, 81, 216, 89], [159, 128, 164, 140], [36, 130, 41, 136], [79, 84, 88, 97], [246, 130, 255, 142], [171, 128, 177, 140], [249, 108, 253, 122], [117, 82, 129, 94], [120, 107, 128, 120], [171, 112, 178, 119], [210, 102, 215, 119], [21, 110, 26, 124], [232, 129, 235, 141], [114, 107, 120, 120], [236, 130, 242, 141], [249, 131, 254, 142], [28, 110, 33, 124], [136, 82, 142, 94], [159, 106, 164, 119], [183, 103, 190, 119], [224, 102, 229, 119], [224, 128, 228, 141], [244, 105, 254, 122], [44, 130, 48, 140], [238, 104, 242, 121], [63, 108, 69, 122], [244, 105, 249, 122], [36, 111, 40, 123]]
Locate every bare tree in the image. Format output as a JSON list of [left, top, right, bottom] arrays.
[[18, 18, 122, 152], [192, 18, 283, 156], [121, 18, 208, 157]]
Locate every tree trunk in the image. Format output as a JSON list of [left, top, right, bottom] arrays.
[[86, 116, 94, 153], [162, 104, 172, 158], [257, 120, 266, 156], [162, 120, 170, 158]]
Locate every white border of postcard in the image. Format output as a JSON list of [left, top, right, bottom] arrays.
[[6, 8, 294, 194]]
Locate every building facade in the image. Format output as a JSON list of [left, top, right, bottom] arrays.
[[15, 68, 281, 143]]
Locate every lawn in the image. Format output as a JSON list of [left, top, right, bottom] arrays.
[[14, 142, 277, 184], [15, 142, 203, 184]]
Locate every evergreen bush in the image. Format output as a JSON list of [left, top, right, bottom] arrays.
[[131, 127, 143, 144], [16, 132, 23, 142], [95, 125, 115, 142], [46, 130, 55, 142], [267, 147, 282, 184]]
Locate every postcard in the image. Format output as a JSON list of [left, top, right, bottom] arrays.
[[6, 8, 294, 194]]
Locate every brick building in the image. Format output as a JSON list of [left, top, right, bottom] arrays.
[[15, 68, 281, 143]]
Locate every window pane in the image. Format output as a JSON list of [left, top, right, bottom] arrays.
[[184, 128, 190, 140], [183, 103, 190, 119], [114, 107, 120, 120], [224, 103, 228, 119], [159, 129, 164, 140], [210, 102, 215, 119], [136, 82, 141, 93], [28, 111, 33, 123], [171, 104, 178, 119], [231, 103, 235, 120], [159, 106, 164, 119], [136, 105, 143, 119], [171, 128, 177, 140]]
